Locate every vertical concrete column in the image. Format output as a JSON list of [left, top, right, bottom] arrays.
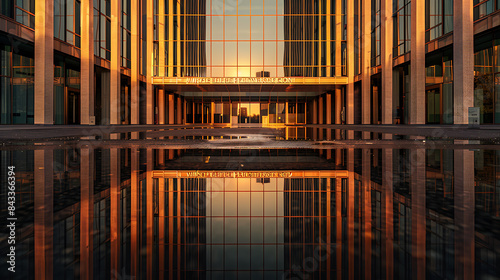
[[158, 0, 165, 77], [81, 0, 94, 125], [317, 0, 322, 74], [335, 177, 342, 280], [168, 0, 174, 77], [381, 0, 393, 124], [210, 101, 214, 125], [146, 0, 154, 124], [326, 93, 332, 124], [130, 147, 139, 278], [410, 1, 425, 124], [110, 148, 121, 276], [411, 149, 426, 279], [361, 0, 371, 125], [34, 0, 54, 124], [326, 0, 332, 77], [453, 0, 474, 124], [381, 148, 394, 280], [110, 0, 121, 125], [347, 0, 355, 125], [34, 150, 53, 280], [146, 149, 154, 279], [130, 0, 140, 124], [319, 95, 324, 124], [176, 1, 181, 76], [454, 148, 474, 279], [158, 89, 165, 124], [285, 101, 289, 124], [80, 148, 93, 280], [176, 96, 182, 124], [169, 94, 175, 124]]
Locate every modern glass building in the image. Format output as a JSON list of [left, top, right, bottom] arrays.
[[0, 0, 499, 125]]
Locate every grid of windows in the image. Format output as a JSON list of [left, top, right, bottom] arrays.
[[0, 0, 35, 29], [371, 0, 381, 67], [393, 0, 411, 57], [54, 0, 82, 48], [425, 0, 453, 42], [121, 0, 131, 68], [154, 0, 343, 78], [93, 0, 111, 60], [473, 0, 500, 21]]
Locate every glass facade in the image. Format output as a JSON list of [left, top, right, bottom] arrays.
[[393, 0, 411, 57], [0, 40, 34, 124], [474, 37, 500, 124], [152, 0, 343, 78], [54, 0, 82, 47], [425, 0, 453, 42]]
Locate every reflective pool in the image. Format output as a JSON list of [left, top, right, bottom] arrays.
[[0, 128, 499, 279]]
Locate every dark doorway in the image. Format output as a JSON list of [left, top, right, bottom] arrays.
[[66, 89, 80, 124]]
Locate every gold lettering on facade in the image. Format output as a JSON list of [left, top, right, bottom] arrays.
[[185, 77, 295, 84], [185, 171, 293, 178]]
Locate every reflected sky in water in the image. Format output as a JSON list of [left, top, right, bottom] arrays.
[[0, 143, 499, 279]]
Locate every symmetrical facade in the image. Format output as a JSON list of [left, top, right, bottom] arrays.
[[0, 0, 499, 125]]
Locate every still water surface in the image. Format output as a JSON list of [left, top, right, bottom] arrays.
[[0, 129, 499, 279]]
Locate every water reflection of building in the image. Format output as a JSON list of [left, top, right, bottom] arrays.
[[1, 146, 499, 279]]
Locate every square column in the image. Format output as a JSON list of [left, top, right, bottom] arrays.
[[34, 0, 54, 124], [381, 0, 393, 124], [347, 0, 355, 124], [130, 0, 140, 124], [110, 0, 121, 124], [410, 1, 426, 124], [158, 89, 165, 124], [146, 0, 154, 124], [361, 0, 372, 125], [176, 96, 182, 124], [80, 0, 94, 125], [453, 0, 474, 124], [169, 94, 175, 124], [326, 93, 332, 124]]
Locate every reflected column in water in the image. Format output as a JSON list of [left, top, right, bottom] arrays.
[[381, 148, 394, 280], [347, 149, 355, 279], [34, 150, 53, 280], [110, 148, 121, 276], [454, 148, 475, 279], [362, 149, 372, 278], [411, 149, 426, 280], [130, 146, 139, 278], [146, 149, 154, 279], [80, 148, 94, 280]]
